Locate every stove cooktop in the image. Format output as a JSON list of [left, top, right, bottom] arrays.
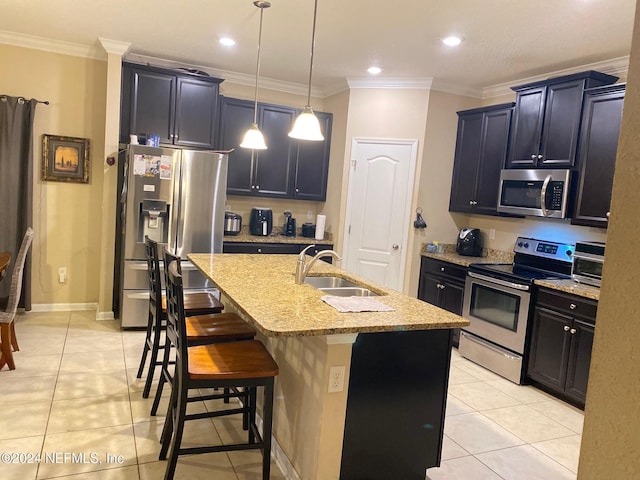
[[468, 262, 570, 283]]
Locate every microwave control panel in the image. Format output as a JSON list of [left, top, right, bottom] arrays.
[[548, 182, 564, 210]]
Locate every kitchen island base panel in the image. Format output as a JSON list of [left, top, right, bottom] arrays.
[[340, 329, 453, 480]]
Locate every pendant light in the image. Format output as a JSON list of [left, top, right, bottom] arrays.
[[240, 1, 270, 150], [288, 0, 324, 141]]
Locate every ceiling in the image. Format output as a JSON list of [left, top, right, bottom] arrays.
[[0, 0, 636, 97]]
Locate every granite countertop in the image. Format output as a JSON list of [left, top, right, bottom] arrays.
[[533, 279, 600, 301], [189, 253, 469, 337], [224, 226, 333, 245], [420, 243, 514, 267]]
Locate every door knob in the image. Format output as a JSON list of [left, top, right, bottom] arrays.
[[392, 244, 399, 250]]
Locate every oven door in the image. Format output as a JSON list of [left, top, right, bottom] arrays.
[[462, 271, 531, 354]]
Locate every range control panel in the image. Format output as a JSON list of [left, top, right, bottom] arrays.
[[513, 237, 574, 262]]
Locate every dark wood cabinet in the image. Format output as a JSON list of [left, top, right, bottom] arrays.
[[293, 111, 332, 201], [507, 71, 618, 168], [219, 96, 332, 200], [223, 241, 334, 262], [417, 257, 467, 347], [527, 287, 597, 408], [120, 62, 222, 149], [572, 84, 625, 228], [449, 103, 514, 215]]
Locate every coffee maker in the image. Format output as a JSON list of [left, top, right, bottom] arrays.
[[249, 207, 273, 236], [283, 211, 296, 237]]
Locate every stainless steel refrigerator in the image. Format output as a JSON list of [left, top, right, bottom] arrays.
[[114, 144, 227, 327]]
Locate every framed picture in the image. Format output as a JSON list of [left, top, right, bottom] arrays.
[[42, 134, 90, 183]]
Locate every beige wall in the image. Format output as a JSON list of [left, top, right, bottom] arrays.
[[578, 2, 640, 477], [0, 44, 107, 306]]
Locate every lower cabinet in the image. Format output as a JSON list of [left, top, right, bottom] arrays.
[[417, 257, 467, 347], [527, 287, 597, 408], [223, 242, 335, 262]]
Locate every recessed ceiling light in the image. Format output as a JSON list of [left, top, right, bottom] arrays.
[[367, 66, 382, 75], [442, 36, 463, 47], [220, 37, 236, 47]]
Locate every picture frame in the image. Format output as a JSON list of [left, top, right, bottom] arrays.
[[42, 134, 90, 183]]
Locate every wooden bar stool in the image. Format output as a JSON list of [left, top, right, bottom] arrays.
[[149, 249, 256, 416], [159, 259, 279, 480], [137, 236, 227, 398]]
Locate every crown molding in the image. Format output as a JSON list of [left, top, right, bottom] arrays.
[[124, 52, 323, 98], [0, 30, 103, 59], [347, 77, 433, 90], [98, 38, 131, 56], [482, 56, 630, 99]]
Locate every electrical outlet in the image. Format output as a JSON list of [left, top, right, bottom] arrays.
[[58, 267, 67, 284], [328, 365, 345, 393], [489, 228, 496, 240]]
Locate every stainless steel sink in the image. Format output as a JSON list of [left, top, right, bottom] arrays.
[[319, 287, 379, 297], [304, 276, 360, 289], [304, 276, 380, 297]]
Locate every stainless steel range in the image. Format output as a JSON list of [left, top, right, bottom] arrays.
[[460, 237, 574, 384]]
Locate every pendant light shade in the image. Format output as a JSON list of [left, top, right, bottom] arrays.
[[288, 0, 324, 141], [241, 1, 270, 150]]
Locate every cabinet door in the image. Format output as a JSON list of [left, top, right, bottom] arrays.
[[219, 98, 255, 195], [254, 104, 295, 197], [130, 70, 175, 144], [539, 80, 585, 167], [440, 280, 464, 316], [565, 319, 595, 404], [573, 87, 624, 228], [418, 273, 442, 307], [507, 86, 546, 168], [293, 111, 332, 201], [174, 77, 219, 148], [527, 307, 572, 391], [474, 108, 512, 214], [449, 112, 483, 212]]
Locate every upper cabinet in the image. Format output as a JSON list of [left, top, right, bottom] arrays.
[[120, 62, 223, 149], [449, 103, 514, 215], [572, 84, 625, 228], [219, 96, 332, 201], [506, 71, 618, 168]]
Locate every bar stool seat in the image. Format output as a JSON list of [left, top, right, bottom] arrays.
[[159, 260, 278, 480]]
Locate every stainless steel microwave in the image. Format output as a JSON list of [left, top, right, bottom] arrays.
[[497, 169, 572, 218]]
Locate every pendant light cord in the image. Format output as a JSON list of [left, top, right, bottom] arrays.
[[252, 2, 268, 125], [305, 0, 319, 107]]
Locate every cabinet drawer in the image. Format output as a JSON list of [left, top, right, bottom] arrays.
[[535, 287, 598, 321], [422, 258, 467, 281], [223, 242, 300, 255]]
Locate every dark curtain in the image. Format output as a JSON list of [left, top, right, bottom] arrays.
[[0, 95, 36, 310]]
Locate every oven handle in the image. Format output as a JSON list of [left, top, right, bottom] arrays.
[[540, 174, 552, 217], [468, 271, 531, 291]]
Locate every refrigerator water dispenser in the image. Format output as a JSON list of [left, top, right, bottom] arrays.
[[139, 199, 169, 243]]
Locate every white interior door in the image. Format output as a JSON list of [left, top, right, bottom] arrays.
[[343, 138, 418, 291]]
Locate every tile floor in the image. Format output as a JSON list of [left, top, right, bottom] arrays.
[[0, 310, 285, 480], [426, 348, 584, 480], [1, 311, 584, 480]]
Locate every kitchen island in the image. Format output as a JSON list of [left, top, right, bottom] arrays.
[[189, 253, 469, 480]]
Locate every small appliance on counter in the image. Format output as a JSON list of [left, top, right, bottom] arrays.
[[572, 241, 605, 287], [249, 207, 273, 236], [456, 228, 483, 256], [301, 223, 315, 238], [283, 211, 296, 237], [224, 212, 242, 236]]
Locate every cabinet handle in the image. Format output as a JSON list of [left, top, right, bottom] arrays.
[[440, 267, 445, 272], [257, 248, 262, 253], [296, 188, 299, 193], [564, 325, 571, 332], [474, 201, 478, 205], [256, 185, 260, 190], [569, 303, 577, 310], [469, 200, 474, 205], [531, 154, 537, 160], [570, 328, 577, 335], [606, 211, 610, 218], [537, 154, 543, 160]]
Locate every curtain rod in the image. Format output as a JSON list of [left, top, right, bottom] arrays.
[[0, 95, 49, 105]]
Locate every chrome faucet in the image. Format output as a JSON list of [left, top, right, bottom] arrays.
[[295, 244, 342, 284]]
